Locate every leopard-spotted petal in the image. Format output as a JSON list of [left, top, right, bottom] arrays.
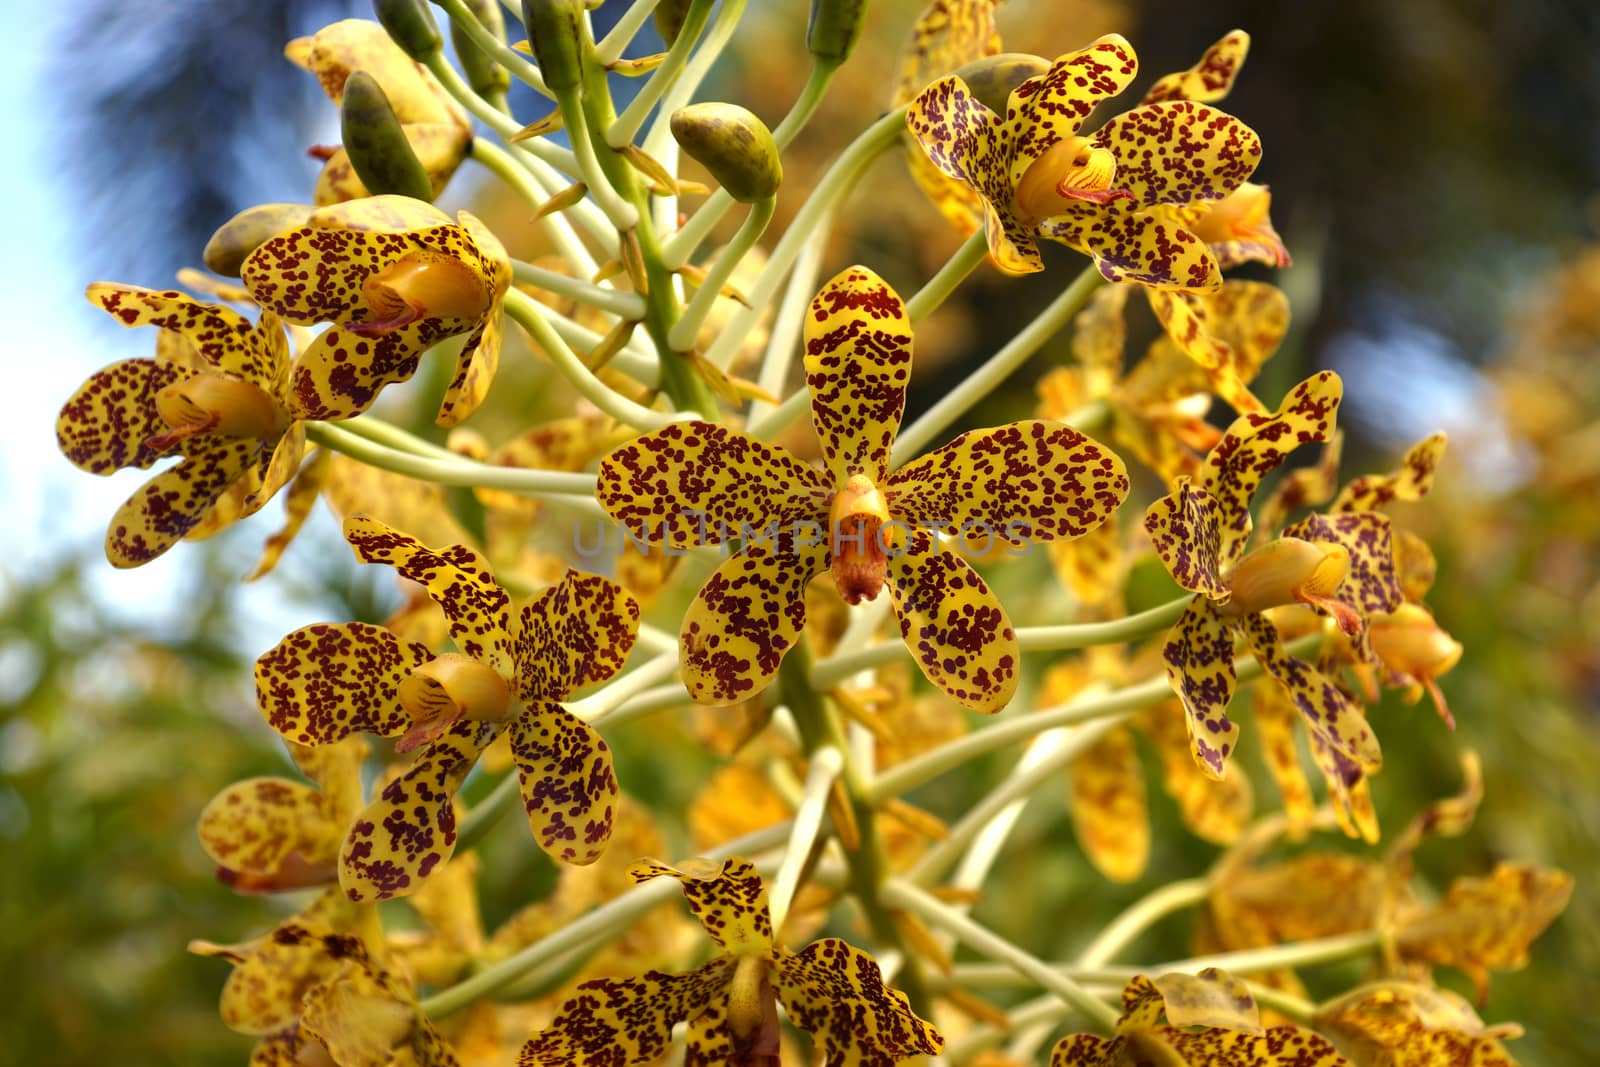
[[343, 515, 514, 675], [804, 266, 913, 485], [1069, 725, 1149, 882], [1283, 511, 1403, 619], [57, 359, 192, 475], [1139, 702, 1251, 844], [435, 212, 513, 426], [773, 938, 944, 1064], [283, 319, 444, 422], [597, 421, 831, 550], [257, 622, 433, 744], [1307, 727, 1379, 843], [680, 540, 829, 707], [299, 957, 442, 1067], [1005, 36, 1140, 187], [1333, 431, 1448, 513], [1143, 478, 1229, 601], [632, 856, 775, 954], [519, 959, 736, 1067], [340, 718, 497, 902], [510, 699, 618, 867], [246, 447, 332, 581], [1088, 101, 1261, 209], [86, 283, 285, 389], [1154, 1027, 1350, 1065], [1203, 371, 1343, 567], [1238, 611, 1381, 772], [1162, 597, 1239, 780], [1148, 281, 1289, 415], [1040, 205, 1221, 290], [514, 569, 641, 702], [287, 18, 466, 127], [1249, 681, 1316, 833], [1257, 432, 1344, 541], [106, 438, 262, 568], [888, 420, 1130, 544], [198, 776, 334, 885], [892, 0, 1003, 106], [884, 528, 1018, 714], [1140, 30, 1251, 105]]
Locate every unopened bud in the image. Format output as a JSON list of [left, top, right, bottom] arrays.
[[340, 71, 435, 201], [669, 103, 782, 203], [653, 0, 692, 44], [372, 0, 443, 60], [807, 0, 869, 65], [451, 0, 513, 101], [522, 0, 587, 92], [203, 204, 314, 277], [952, 52, 1051, 116]]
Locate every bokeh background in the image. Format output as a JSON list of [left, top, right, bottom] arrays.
[[2, 1, 1597, 1064]]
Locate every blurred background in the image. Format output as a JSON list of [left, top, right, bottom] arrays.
[[2, 0, 1597, 1064]]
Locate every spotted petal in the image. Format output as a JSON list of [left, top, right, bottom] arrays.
[[598, 421, 830, 550], [1005, 36, 1140, 186], [343, 515, 514, 675], [892, 0, 1003, 106], [1283, 511, 1403, 618], [286, 18, 466, 127], [1141, 30, 1251, 105], [1147, 281, 1289, 414], [106, 438, 262, 568], [283, 318, 453, 422], [1333, 431, 1448, 513], [1069, 726, 1149, 882], [57, 359, 193, 474], [519, 959, 736, 1067], [804, 266, 913, 485], [510, 699, 618, 866], [884, 529, 1018, 713], [1089, 101, 1261, 209], [1257, 432, 1344, 541], [86, 283, 286, 390], [773, 938, 944, 1064], [198, 777, 333, 885], [301, 957, 461, 1067], [1162, 597, 1239, 779], [632, 856, 775, 954], [888, 420, 1130, 545], [1040, 205, 1221, 290], [1151, 968, 1262, 1032], [1203, 371, 1343, 567], [1139, 702, 1251, 844], [1307, 727, 1380, 843], [246, 447, 332, 581], [1239, 611, 1381, 772], [340, 718, 496, 902], [513, 570, 640, 703], [257, 622, 433, 744], [1249, 681, 1316, 833], [680, 540, 829, 707], [1143, 479, 1228, 600]]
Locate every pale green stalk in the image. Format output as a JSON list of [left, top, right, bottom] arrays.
[[891, 263, 1104, 463], [565, 650, 680, 721], [425, 53, 579, 179], [902, 231, 988, 321], [470, 139, 604, 280], [590, 681, 691, 728], [434, 0, 551, 95], [606, 0, 714, 147], [667, 196, 775, 352], [544, 309, 660, 386], [556, 85, 641, 228], [747, 210, 831, 424], [883, 879, 1122, 1032], [338, 416, 459, 460], [512, 258, 646, 318], [767, 745, 843, 931], [1076, 877, 1212, 967], [594, 0, 661, 65], [502, 288, 700, 428]]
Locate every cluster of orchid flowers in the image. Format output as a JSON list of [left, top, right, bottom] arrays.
[[56, 2, 1569, 1065]]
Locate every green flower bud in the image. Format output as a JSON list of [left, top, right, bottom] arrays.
[[521, 0, 586, 92], [203, 204, 314, 278], [653, 0, 692, 44], [954, 52, 1052, 116], [806, 0, 869, 65], [371, 0, 442, 60], [670, 103, 782, 203], [450, 0, 513, 101], [340, 71, 435, 201]]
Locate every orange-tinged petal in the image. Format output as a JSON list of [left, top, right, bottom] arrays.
[[513, 569, 640, 702], [341, 718, 496, 902], [598, 421, 830, 550], [1307, 728, 1380, 843], [257, 621, 432, 744], [519, 958, 736, 1067], [681, 540, 829, 707], [1088, 100, 1261, 209], [1005, 36, 1140, 187], [510, 698, 618, 866], [1140, 30, 1251, 105], [887, 420, 1130, 544], [1144, 479, 1229, 600], [1239, 611, 1381, 772], [1333, 431, 1448, 513], [87, 283, 287, 391], [884, 529, 1018, 713], [773, 938, 944, 1064], [1040, 205, 1221, 290], [1148, 281, 1289, 415], [1069, 725, 1149, 882], [1283, 511, 1403, 621], [633, 856, 775, 954], [57, 358, 193, 474], [1249, 681, 1316, 834], [343, 515, 515, 675], [199, 777, 332, 883], [1316, 983, 1522, 1066], [1162, 597, 1239, 779], [287, 18, 466, 127], [106, 438, 261, 568], [804, 265, 913, 485]]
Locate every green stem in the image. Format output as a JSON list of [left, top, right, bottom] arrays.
[[555, 82, 640, 228], [434, 0, 551, 95], [746, 213, 832, 424], [470, 139, 604, 280], [891, 263, 1105, 464], [605, 0, 714, 147], [866, 631, 1325, 804], [594, 0, 661, 65], [455, 771, 520, 852], [1075, 877, 1211, 967], [767, 745, 843, 931], [772, 60, 838, 148], [424, 53, 578, 178], [511, 257, 646, 317], [882, 879, 1122, 1032], [667, 196, 775, 352], [810, 595, 1189, 691], [777, 643, 933, 1014], [338, 416, 459, 460], [419, 819, 794, 1018], [903, 231, 988, 322]]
